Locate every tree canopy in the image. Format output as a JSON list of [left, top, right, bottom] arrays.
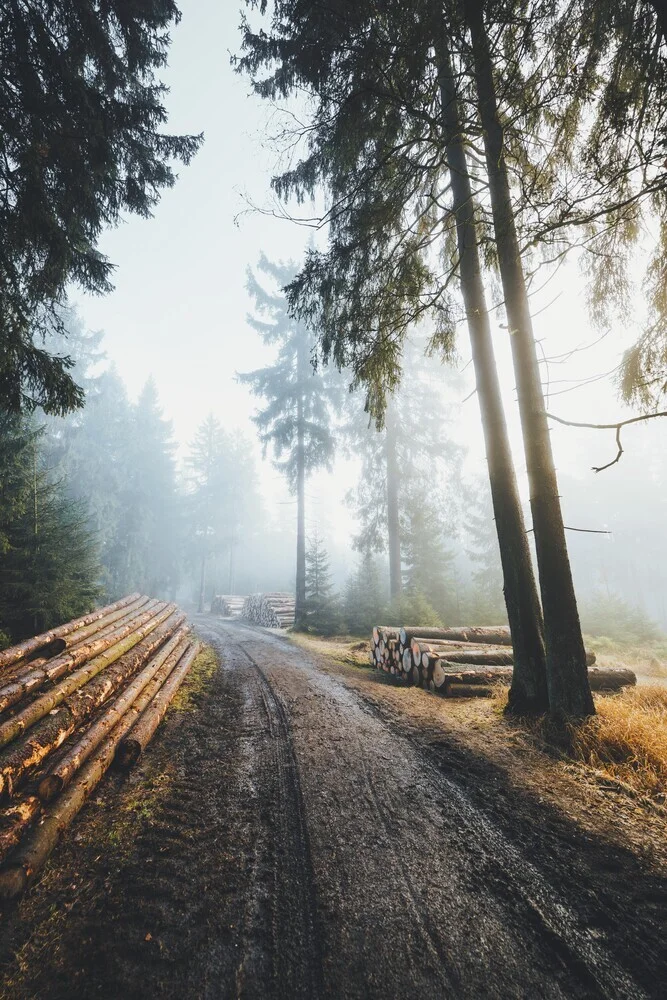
[[0, 0, 201, 415]]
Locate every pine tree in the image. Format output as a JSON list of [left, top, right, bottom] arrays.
[[0, 2, 201, 415], [110, 379, 181, 599], [346, 336, 468, 624], [401, 485, 457, 623], [239, 255, 340, 627], [186, 415, 227, 613], [238, 0, 550, 712], [343, 554, 388, 636], [0, 412, 100, 642], [303, 531, 342, 634], [464, 480, 507, 625]]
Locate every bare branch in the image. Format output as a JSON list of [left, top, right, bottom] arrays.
[[546, 410, 667, 472]]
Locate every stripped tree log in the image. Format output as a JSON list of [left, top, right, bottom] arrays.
[[0, 593, 142, 672], [115, 643, 200, 769], [0, 602, 175, 750], [0, 610, 184, 799], [0, 796, 40, 864], [38, 629, 191, 802], [399, 625, 512, 646], [0, 599, 160, 716], [0, 639, 199, 901]]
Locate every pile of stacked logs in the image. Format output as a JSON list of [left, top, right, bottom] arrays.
[[242, 593, 296, 629], [210, 595, 246, 617], [0, 593, 199, 900], [371, 625, 635, 697]]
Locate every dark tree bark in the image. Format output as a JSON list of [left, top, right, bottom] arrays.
[[385, 402, 403, 601], [466, 0, 594, 716], [434, 27, 549, 713]]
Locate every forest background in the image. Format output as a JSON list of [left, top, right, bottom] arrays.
[[1, 0, 666, 650]]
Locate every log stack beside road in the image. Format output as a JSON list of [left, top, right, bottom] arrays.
[[0, 594, 200, 900], [242, 593, 296, 629], [370, 625, 635, 697], [210, 595, 247, 617]]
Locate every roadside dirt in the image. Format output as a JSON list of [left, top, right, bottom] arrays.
[[0, 617, 665, 999]]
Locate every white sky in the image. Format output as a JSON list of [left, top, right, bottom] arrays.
[[68, 0, 663, 572]]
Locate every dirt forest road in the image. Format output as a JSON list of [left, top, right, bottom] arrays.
[[1, 616, 666, 1000]]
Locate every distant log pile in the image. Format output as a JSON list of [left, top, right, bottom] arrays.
[[370, 625, 635, 697], [242, 593, 295, 629], [0, 594, 200, 900], [210, 595, 246, 617]]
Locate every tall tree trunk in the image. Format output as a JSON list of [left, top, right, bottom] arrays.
[[197, 551, 207, 614], [228, 541, 235, 595], [294, 341, 307, 628], [434, 26, 548, 713], [385, 401, 402, 602], [466, 0, 594, 716]]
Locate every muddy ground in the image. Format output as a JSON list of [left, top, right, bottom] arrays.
[[0, 617, 665, 999]]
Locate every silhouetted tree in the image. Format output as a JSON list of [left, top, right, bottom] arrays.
[[0, 1, 201, 415], [240, 255, 339, 626], [0, 412, 100, 642]]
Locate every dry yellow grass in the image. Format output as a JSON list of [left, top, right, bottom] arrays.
[[494, 685, 667, 799], [569, 686, 667, 797]]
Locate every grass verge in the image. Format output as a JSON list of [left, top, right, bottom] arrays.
[[495, 685, 667, 802]]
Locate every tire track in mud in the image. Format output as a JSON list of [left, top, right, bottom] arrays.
[[348, 685, 654, 1000], [48, 653, 251, 1000], [351, 729, 460, 994], [233, 639, 323, 1000]]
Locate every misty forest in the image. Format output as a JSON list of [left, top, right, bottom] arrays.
[[0, 2, 666, 998]]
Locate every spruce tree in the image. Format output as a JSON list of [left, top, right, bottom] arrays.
[[186, 415, 227, 613], [303, 531, 342, 634], [239, 255, 339, 627], [237, 0, 550, 713], [0, 1, 201, 415], [110, 379, 181, 599], [343, 554, 388, 636], [0, 412, 100, 642]]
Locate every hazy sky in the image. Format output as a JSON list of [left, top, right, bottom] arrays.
[[68, 1, 665, 573]]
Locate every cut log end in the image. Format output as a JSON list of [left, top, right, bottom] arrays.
[[37, 774, 63, 804]]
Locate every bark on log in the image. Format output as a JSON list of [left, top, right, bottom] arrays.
[[400, 626, 512, 646], [0, 796, 40, 864], [0, 600, 161, 717], [0, 594, 142, 672], [587, 668, 636, 691], [38, 629, 191, 802], [0, 642, 198, 901], [115, 644, 200, 769], [0, 610, 184, 800], [0, 602, 174, 751]]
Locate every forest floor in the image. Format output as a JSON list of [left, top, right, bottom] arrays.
[[0, 617, 665, 999]]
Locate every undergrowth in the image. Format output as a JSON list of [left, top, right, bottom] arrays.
[[495, 685, 667, 799], [171, 643, 218, 712]]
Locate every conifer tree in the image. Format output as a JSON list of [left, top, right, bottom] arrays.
[[0, 1, 201, 415], [303, 531, 342, 634], [240, 255, 340, 627], [186, 415, 227, 612], [111, 379, 181, 599], [0, 412, 100, 642], [343, 554, 388, 636], [464, 479, 507, 625], [238, 0, 550, 713]]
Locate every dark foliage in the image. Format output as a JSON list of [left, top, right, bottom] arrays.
[[0, 0, 201, 414]]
